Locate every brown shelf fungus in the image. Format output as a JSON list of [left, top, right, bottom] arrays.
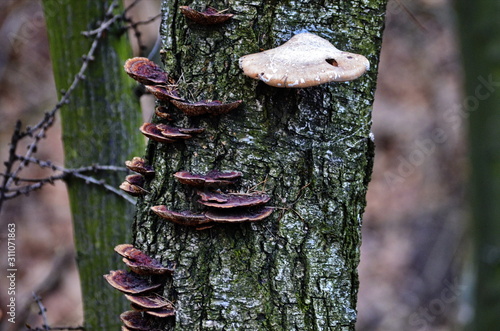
[[124, 57, 173, 85], [140, 123, 204, 144], [114, 244, 175, 275], [174, 170, 242, 187], [205, 207, 274, 223], [151, 205, 212, 227], [145, 85, 183, 102], [124, 293, 174, 310], [120, 310, 160, 331], [197, 191, 271, 209], [179, 6, 233, 25], [239, 32, 370, 88], [119, 181, 148, 197], [170, 99, 242, 117], [125, 157, 155, 177], [103, 270, 162, 295]]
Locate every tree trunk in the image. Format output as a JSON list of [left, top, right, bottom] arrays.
[[134, 1, 386, 330], [456, 1, 500, 329], [43, 1, 144, 329]]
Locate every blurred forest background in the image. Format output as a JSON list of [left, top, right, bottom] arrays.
[[0, 0, 468, 330]]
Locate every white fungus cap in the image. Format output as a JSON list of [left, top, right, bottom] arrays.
[[239, 32, 370, 88]]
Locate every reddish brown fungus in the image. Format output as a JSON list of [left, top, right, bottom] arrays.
[[119, 181, 148, 197], [155, 106, 174, 121], [104, 270, 162, 295], [140, 123, 177, 143], [114, 244, 175, 275], [145, 85, 183, 102], [145, 307, 176, 318], [174, 170, 242, 187], [205, 206, 274, 223], [120, 310, 156, 331], [125, 157, 155, 177], [197, 191, 271, 209], [170, 99, 242, 116], [179, 6, 234, 25], [124, 293, 174, 310], [124, 57, 172, 85], [151, 205, 211, 226], [125, 174, 145, 187]]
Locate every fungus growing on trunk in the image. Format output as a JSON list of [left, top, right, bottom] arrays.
[[114, 244, 175, 275], [120, 310, 159, 331], [139, 123, 204, 144], [174, 170, 242, 187], [125, 157, 155, 177], [179, 6, 233, 25], [124, 293, 174, 310], [151, 205, 212, 227], [145, 85, 183, 102], [119, 181, 148, 197], [205, 207, 274, 223], [170, 99, 242, 116], [104, 270, 162, 295], [124, 57, 173, 85], [239, 32, 370, 88], [197, 191, 271, 208]]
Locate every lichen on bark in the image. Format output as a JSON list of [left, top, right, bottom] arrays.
[[133, 0, 386, 330]]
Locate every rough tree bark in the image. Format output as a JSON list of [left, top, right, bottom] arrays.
[[133, 1, 386, 330], [43, 1, 144, 329]]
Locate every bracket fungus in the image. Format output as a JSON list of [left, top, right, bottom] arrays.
[[140, 123, 204, 144], [125, 293, 174, 310], [239, 32, 370, 88], [119, 181, 148, 197], [120, 310, 160, 331], [205, 207, 274, 223], [151, 206, 212, 227], [145, 85, 183, 102], [114, 244, 175, 275], [125, 157, 155, 177], [180, 6, 234, 25], [104, 270, 162, 295], [197, 191, 271, 209], [170, 99, 242, 117], [124, 57, 173, 85], [174, 170, 242, 187]]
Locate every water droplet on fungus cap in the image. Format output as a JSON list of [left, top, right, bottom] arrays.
[[239, 32, 370, 88]]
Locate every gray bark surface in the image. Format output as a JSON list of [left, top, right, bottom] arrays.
[[133, 1, 386, 330]]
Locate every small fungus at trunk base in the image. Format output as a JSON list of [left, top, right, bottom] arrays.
[[124, 57, 173, 85], [179, 6, 234, 25], [103, 270, 162, 295], [170, 99, 242, 116], [239, 32, 370, 88]]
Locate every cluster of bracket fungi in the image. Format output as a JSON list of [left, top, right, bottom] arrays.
[[152, 170, 273, 230], [104, 244, 175, 330]]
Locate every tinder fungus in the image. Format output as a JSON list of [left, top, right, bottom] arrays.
[[239, 32, 370, 88], [170, 99, 242, 117], [180, 6, 233, 25], [104, 270, 162, 295]]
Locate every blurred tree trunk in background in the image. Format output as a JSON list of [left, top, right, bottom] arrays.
[[133, 1, 386, 329], [456, 1, 500, 330], [43, 0, 144, 329]]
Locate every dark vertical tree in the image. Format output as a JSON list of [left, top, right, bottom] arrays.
[[43, 1, 144, 329], [456, 1, 500, 330], [132, 1, 387, 329]]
